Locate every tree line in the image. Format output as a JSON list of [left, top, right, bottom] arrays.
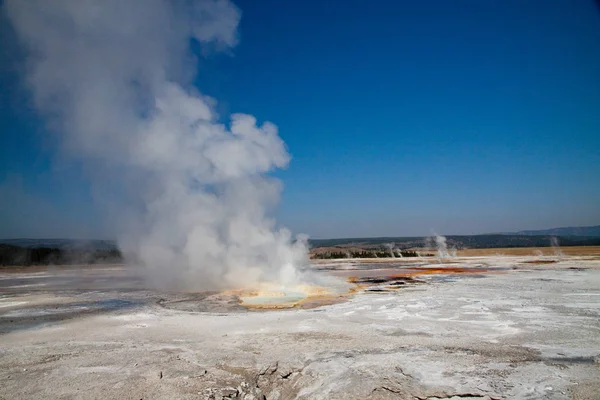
[[312, 249, 426, 259], [0, 244, 123, 266]]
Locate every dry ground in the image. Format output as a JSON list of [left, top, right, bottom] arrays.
[[1, 254, 599, 399], [456, 246, 600, 257]]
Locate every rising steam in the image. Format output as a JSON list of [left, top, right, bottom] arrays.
[[550, 236, 564, 257], [384, 243, 396, 258], [4, 0, 308, 290], [430, 235, 456, 259]]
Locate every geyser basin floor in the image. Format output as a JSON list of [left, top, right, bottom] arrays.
[[1, 254, 600, 399]]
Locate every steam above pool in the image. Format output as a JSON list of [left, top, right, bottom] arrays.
[[5, 0, 308, 290]]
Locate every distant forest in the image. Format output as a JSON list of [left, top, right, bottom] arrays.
[[0, 244, 122, 266], [309, 234, 600, 250], [1, 232, 600, 266], [312, 249, 425, 260]]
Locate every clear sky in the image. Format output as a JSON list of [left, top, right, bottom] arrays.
[[1, 0, 600, 239]]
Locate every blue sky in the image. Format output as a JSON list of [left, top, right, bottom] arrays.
[[1, 0, 600, 239]]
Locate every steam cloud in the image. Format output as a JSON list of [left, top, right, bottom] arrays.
[[4, 0, 308, 290], [384, 243, 396, 258], [550, 236, 564, 257], [432, 235, 456, 259]]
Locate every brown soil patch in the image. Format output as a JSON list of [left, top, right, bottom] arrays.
[[393, 266, 489, 277], [344, 266, 489, 281], [524, 260, 558, 264], [457, 246, 600, 257]]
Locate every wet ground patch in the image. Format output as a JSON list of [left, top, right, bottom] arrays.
[[0, 298, 141, 334], [157, 292, 248, 314], [346, 266, 495, 293]]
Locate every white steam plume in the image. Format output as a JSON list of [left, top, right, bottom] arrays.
[[550, 236, 564, 257], [433, 235, 456, 259], [384, 243, 396, 258], [4, 0, 308, 290]]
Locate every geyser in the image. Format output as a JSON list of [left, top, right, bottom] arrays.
[[5, 0, 308, 290], [550, 236, 564, 257], [432, 235, 456, 259]]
